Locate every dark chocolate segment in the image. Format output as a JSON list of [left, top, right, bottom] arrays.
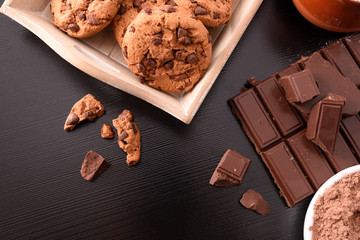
[[255, 76, 303, 136], [278, 69, 320, 103], [292, 52, 360, 118], [286, 130, 334, 190], [344, 33, 360, 70], [324, 134, 359, 173], [321, 40, 360, 87], [209, 149, 251, 186], [306, 93, 345, 154], [341, 114, 360, 160], [240, 189, 270, 215], [229, 89, 281, 152], [260, 142, 314, 207], [80, 150, 110, 182]]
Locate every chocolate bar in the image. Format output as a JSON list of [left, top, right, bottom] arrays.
[[279, 69, 320, 103], [209, 149, 251, 186], [286, 130, 334, 190], [306, 93, 345, 154], [321, 40, 360, 87], [229, 34, 360, 207], [261, 142, 314, 207]]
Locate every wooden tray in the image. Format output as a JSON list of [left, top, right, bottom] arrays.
[[0, 0, 262, 124]]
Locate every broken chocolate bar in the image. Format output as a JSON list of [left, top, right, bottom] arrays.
[[279, 69, 320, 103], [80, 150, 110, 182], [306, 93, 345, 154], [209, 149, 251, 186], [240, 189, 270, 215]]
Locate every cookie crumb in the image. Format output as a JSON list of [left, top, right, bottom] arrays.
[[101, 124, 115, 139], [112, 110, 141, 166]]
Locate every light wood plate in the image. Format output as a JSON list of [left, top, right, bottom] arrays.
[[1, 0, 263, 124]]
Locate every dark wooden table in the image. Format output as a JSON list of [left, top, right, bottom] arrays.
[[0, 1, 347, 239]]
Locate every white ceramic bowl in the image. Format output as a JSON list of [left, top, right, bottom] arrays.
[[303, 164, 360, 240]]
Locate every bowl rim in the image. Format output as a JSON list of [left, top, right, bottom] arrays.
[[303, 164, 360, 240]]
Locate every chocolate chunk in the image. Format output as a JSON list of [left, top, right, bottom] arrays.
[[276, 64, 301, 79], [255, 76, 303, 136], [292, 52, 360, 117], [159, 6, 176, 13], [286, 130, 334, 190], [175, 50, 186, 60], [194, 6, 208, 15], [177, 27, 188, 38], [80, 150, 110, 182], [138, 63, 145, 73], [213, 12, 220, 19], [172, 73, 188, 81], [129, 26, 135, 33], [77, 11, 86, 20], [142, 8, 152, 14], [101, 124, 115, 139], [152, 32, 163, 46], [260, 142, 314, 207], [66, 113, 79, 126], [164, 61, 174, 69], [166, 0, 177, 6], [87, 13, 99, 25], [306, 93, 345, 154], [86, 110, 95, 121], [133, 0, 142, 8], [67, 23, 80, 32], [240, 189, 270, 215], [229, 88, 281, 153], [279, 69, 320, 103], [185, 53, 199, 64], [145, 58, 157, 68], [209, 149, 251, 186], [118, 130, 128, 141]]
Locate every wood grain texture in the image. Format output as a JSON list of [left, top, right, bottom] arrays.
[[0, 0, 346, 239]]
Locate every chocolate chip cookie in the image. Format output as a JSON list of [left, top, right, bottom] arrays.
[[122, 6, 212, 92], [51, 0, 121, 38], [171, 0, 232, 27], [64, 94, 105, 131], [112, 110, 141, 166]]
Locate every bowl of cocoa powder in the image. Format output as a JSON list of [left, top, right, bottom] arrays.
[[304, 164, 360, 240]]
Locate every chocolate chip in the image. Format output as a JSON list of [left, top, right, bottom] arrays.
[[166, 0, 178, 6], [152, 32, 163, 46], [179, 37, 192, 46], [143, 8, 152, 14], [154, 32, 163, 38], [177, 27, 188, 38], [130, 123, 138, 134], [201, 51, 206, 57], [122, 46, 128, 58], [77, 11, 86, 20], [159, 6, 176, 13], [185, 53, 199, 64], [68, 23, 80, 32], [172, 73, 187, 81], [175, 50, 187, 60], [138, 63, 145, 73], [119, 130, 129, 141], [138, 75, 146, 84], [86, 111, 96, 121], [119, 5, 126, 15], [145, 58, 157, 68], [133, 0, 142, 8], [213, 12, 220, 19], [66, 113, 79, 125], [194, 6, 208, 15], [87, 13, 100, 25], [164, 61, 174, 69], [129, 26, 135, 33]]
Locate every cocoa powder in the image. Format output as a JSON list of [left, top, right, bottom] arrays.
[[311, 171, 360, 240]]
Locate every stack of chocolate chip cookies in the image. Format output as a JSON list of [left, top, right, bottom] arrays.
[[51, 0, 232, 93]]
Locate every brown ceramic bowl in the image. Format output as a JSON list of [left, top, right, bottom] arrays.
[[292, 0, 360, 32]]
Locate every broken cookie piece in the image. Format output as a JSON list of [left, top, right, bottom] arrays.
[[209, 149, 251, 186], [64, 94, 105, 131], [112, 110, 141, 166], [240, 189, 270, 215], [80, 150, 110, 182], [101, 123, 115, 139]]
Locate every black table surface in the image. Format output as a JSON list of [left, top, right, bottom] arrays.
[[0, 1, 348, 239]]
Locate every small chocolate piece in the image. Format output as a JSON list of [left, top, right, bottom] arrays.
[[306, 93, 345, 154], [240, 189, 270, 215], [101, 124, 115, 139], [229, 89, 281, 153], [255, 76, 303, 136], [279, 69, 320, 103], [324, 134, 359, 173], [292, 52, 360, 117], [80, 150, 110, 182], [260, 142, 314, 207], [341, 115, 360, 161], [286, 130, 334, 190], [209, 149, 251, 186], [321, 40, 360, 87]]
